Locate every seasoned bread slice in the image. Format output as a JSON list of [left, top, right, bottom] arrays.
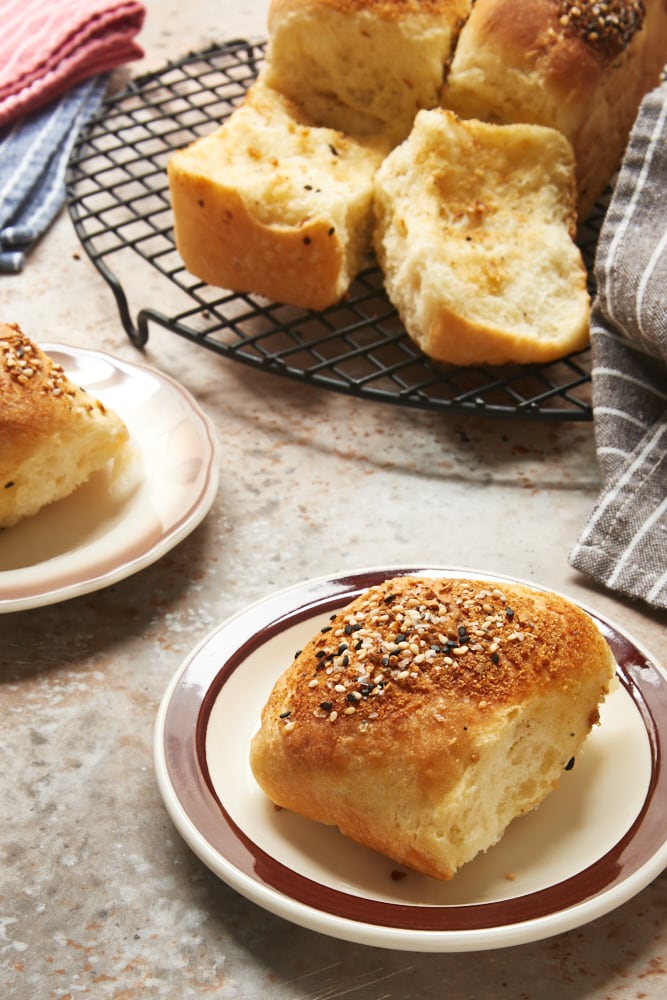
[[249, 575, 616, 881], [372, 108, 590, 366], [442, 0, 667, 218], [168, 81, 389, 310], [265, 0, 473, 142], [0, 324, 130, 528]]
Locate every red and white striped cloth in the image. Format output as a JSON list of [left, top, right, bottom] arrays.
[[0, 0, 145, 128]]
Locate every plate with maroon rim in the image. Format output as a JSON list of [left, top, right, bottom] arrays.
[[0, 343, 220, 612], [153, 566, 667, 952]]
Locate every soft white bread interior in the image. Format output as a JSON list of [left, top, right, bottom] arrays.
[[264, 0, 473, 142], [0, 324, 130, 529], [168, 80, 389, 311], [372, 108, 591, 366], [442, 0, 667, 219], [249, 575, 616, 881]]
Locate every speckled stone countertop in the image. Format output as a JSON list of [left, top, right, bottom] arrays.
[[1, 2, 666, 997]]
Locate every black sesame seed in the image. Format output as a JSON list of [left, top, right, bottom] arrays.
[[316, 650, 326, 659], [491, 652, 500, 665], [383, 594, 396, 604], [506, 607, 515, 619], [565, 757, 575, 771], [337, 643, 348, 655], [321, 625, 332, 633], [329, 144, 339, 156], [293, 649, 302, 659], [279, 711, 291, 719], [320, 701, 333, 712], [354, 639, 363, 651], [4, 481, 14, 489], [303, 236, 312, 245], [342, 655, 349, 667], [395, 634, 407, 644]]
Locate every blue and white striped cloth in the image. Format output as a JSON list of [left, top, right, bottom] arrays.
[[570, 81, 667, 610], [0, 74, 107, 273]]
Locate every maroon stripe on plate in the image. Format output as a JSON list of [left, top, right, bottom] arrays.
[[162, 569, 667, 933]]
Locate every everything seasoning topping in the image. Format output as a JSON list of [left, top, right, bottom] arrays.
[[1, 326, 67, 397], [557, 1, 645, 57], [277, 577, 558, 733]]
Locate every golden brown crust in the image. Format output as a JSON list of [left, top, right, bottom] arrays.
[[0, 323, 129, 528], [465, 0, 646, 67], [167, 82, 387, 310], [249, 575, 616, 879], [168, 175, 347, 311], [556, 0, 646, 59], [443, 0, 667, 217], [0, 323, 111, 443], [260, 576, 607, 729]]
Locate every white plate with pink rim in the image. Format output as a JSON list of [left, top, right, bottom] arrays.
[[153, 566, 667, 952], [0, 343, 220, 612]]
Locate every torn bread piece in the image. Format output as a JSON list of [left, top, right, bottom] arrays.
[[250, 575, 616, 881], [0, 324, 130, 529], [264, 0, 473, 142], [168, 81, 390, 310], [372, 108, 590, 366]]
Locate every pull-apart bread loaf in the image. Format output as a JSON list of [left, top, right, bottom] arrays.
[[167, 0, 471, 310], [0, 323, 130, 529], [250, 575, 616, 881], [167, 0, 666, 356], [443, 0, 667, 219], [264, 0, 473, 142], [373, 109, 590, 366], [168, 81, 389, 311]]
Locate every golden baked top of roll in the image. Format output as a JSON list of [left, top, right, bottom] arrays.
[[250, 574, 616, 880], [1, 323, 130, 528]]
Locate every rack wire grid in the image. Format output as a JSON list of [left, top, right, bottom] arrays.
[[66, 39, 604, 421]]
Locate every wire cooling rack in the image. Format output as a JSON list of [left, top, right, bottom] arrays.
[[66, 39, 603, 421]]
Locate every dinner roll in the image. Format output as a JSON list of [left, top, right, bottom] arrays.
[[0, 324, 130, 528], [249, 575, 616, 881], [168, 81, 389, 310], [264, 0, 472, 142], [442, 0, 667, 218], [372, 108, 590, 366]]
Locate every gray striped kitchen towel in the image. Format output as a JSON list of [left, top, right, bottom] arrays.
[[570, 80, 667, 610], [0, 75, 108, 273]]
